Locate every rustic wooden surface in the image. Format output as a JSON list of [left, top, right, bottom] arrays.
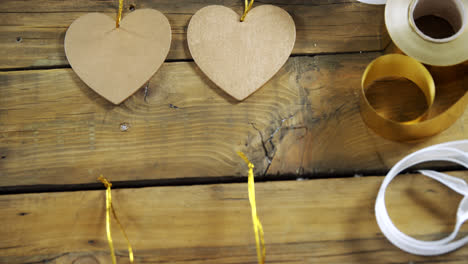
[[0, 0, 386, 69], [2, 173, 468, 264], [1, 53, 467, 187], [1, 1, 468, 263]]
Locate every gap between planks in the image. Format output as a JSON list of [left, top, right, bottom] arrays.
[[1, 166, 465, 195]]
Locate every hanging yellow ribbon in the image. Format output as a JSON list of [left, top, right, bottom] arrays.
[[240, 0, 254, 22], [237, 152, 266, 264], [98, 175, 134, 264], [116, 0, 124, 28]]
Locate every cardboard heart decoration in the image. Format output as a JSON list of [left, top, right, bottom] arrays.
[[187, 5, 296, 100], [65, 9, 171, 104]]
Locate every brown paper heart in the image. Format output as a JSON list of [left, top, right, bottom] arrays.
[[187, 5, 296, 100], [65, 9, 171, 104]]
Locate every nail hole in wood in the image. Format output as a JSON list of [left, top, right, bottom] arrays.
[[1, 156, 6, 159], [16, 37, 22, 43], [129, 4, 135, 11], [120, 123, 129, 132]]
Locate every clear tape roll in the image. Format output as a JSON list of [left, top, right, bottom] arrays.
[[386, 0, 468, 66], [375, 140, 468, 255]]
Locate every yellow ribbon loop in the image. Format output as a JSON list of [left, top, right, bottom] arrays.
[[116, 0, 124, 28], [237, 152, 266, 264], [98, 175, 134, 264], [240, 0, 254, 22]]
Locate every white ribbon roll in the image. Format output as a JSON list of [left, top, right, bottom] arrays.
[[356, 0, 386, 4], [375, 140, 468, 255]]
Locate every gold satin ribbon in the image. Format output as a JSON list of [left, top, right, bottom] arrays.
[[237, 152, 266, 264], [240, 0, 254, 22], [116, 0, 124, 28], [360, 53, 468, 141], [98, 176, 134, 264]]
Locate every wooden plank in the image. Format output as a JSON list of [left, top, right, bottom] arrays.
[[268, 57, 468, 177], [0, 0, 386, 69], [1, 172, 468, 263], [0, 58, 305, 186], [1, 53, 468, 187]]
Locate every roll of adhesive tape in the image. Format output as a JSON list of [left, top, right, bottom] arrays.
[[360, 54, 468, 141], [357, 0, 387, 4], [386, 0, 468, 66], [375, 140, 468, 255]]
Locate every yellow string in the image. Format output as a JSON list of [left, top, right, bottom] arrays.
[[237, 152, 266, 264], [240, 0, 254, 22], [98, 175, 134, 264], [116, 0, 124, 28]]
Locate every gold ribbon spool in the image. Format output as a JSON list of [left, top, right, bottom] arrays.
[[360, 54, 468, 141]]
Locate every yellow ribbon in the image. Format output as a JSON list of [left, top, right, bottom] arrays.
[[116, 0, 124, 28], [240, 0, 254, 22], [237, 152, 266, 264], [98, 176, 134, 264], [360, 53, 468, 141]]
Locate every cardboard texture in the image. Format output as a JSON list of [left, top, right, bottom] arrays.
[[187, 5, 296, 100], [65, 9, 171, 104]]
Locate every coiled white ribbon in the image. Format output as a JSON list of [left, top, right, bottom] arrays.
[[375, 140, 468, 255]]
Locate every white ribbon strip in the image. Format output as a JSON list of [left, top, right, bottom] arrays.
[[375, 140, 468, 255], [356, 0, 387, 4]]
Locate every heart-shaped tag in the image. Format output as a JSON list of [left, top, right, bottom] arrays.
[[65, 9, 171, 104], [187, 5, 296, 100]]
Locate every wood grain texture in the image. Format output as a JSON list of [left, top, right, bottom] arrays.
[[0, 0, 386, 69], [0, 58, 304, 186], [1, 172, 468, 263], [267, 55, 468, 177], [1, 53, 468, 187]]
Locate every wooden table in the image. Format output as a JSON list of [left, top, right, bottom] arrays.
[[1, 1, 467, 263]]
